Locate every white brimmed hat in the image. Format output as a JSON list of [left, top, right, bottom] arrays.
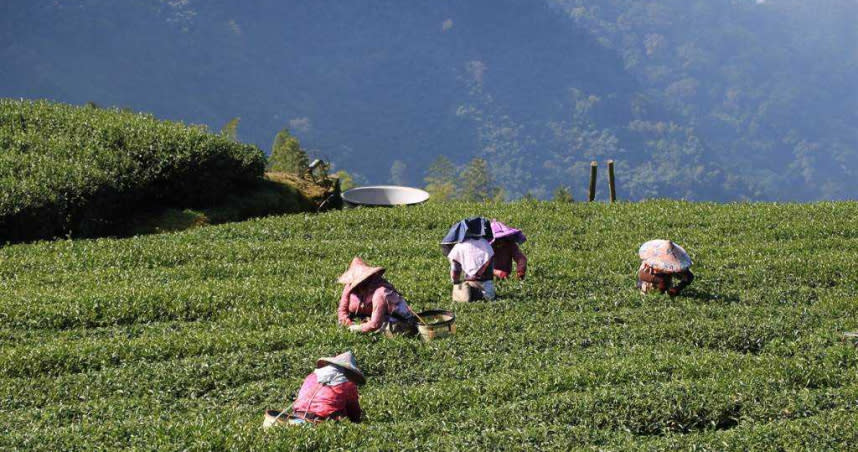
[[316, 351, 365, 385]]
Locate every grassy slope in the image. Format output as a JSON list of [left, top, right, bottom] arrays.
[[0, 99, 266, 243], [1, 201, 858, 450], [122, 173, 327, 236]]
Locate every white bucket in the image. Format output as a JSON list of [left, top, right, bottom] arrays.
[[341, 185, 430, 208]]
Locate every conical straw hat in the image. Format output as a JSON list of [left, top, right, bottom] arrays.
[[638, 239, 692, 273], [337, 257, 385, 288], [490, 220, 526, 244], [316, 351, 365, 385]]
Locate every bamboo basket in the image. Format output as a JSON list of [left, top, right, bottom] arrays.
[[416, 310, 456, 341]]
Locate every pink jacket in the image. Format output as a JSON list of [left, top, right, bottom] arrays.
[[291, 372, 361, 422], [337, 279, 411, 333], [492, 240, 527, 279]]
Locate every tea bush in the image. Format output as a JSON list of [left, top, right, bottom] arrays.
[[2, 201, 858, 450], [0, 99, 265, 242]]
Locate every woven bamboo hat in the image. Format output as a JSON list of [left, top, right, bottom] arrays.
[[638, 239, 692, 273], [317, 351, 366, 385], [490, 220, 526, 244], [337, 257, 385, 288]]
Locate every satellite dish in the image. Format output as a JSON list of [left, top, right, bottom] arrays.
[[342, 185, 430, 208]]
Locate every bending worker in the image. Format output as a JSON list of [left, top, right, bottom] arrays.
[[442, 217, 496, 301], [637, 239, 694, 296], [490, 220, 527, 280], [337, 257, 417, 335], [263, 351, 364, 427]]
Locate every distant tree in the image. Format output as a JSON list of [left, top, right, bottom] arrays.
[[268, 128, 309, 175], [553, 185, 574, 203], [459, 158, 498, 202], [424, 155, 457, 201], [390, 160, 407, 186], [520, 191, 538, 202], [85, 101, 99, 109], [335, 170, 356, 191], [220, 117, 240, 141]]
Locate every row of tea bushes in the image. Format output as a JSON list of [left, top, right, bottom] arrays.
[[0, 99, 265, 242], [3, 201, 858, 448]]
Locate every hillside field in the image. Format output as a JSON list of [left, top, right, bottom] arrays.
[[0, 100, 336, 243], [2, 201, 858, 450]]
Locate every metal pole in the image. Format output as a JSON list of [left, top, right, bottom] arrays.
[[588, 161, 598, 202], [607, 160, 616, 203]]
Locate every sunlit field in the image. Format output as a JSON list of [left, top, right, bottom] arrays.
[[2, 201, 858, 450]]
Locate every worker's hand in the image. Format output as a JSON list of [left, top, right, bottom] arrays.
[[494, 270, 509, 280], [667, 287, 680, 297], [516, 271, 526, 280], [348, 324, 363, 333], [340, 318, 353, 326]]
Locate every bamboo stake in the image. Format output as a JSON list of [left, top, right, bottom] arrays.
[[588, 161, 598, 202], [406, 304, 427, 325], [607, 160, 616, 203]]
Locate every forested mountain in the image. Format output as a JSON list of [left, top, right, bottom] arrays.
[[2, 0, 856, 201], [549, 0, 858, 200]]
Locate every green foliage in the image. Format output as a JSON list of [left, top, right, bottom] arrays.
[[520, 191, 538, 202], [553, 185, 574, 202], [124, 178, 316, 236], [550, 0, 858, 200], [6, 1, 857, 201], [220, 117, 240, 141], [2, 201, 858, 449], [201, 178, 315, 224], [127, 208, 210, 235], [459, 158, 498, 202], [390, 160, 407, 186], [424, 155, 457, 201], [267, 128, 309, 175], [0, 99, 266, 243], [335, 170, 356, 191]]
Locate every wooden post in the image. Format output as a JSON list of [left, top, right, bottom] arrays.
[[588, 161, 598, 202], [607, 160, 616, 203]]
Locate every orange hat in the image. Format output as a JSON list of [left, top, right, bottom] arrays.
[[337, 257, 385, 288]]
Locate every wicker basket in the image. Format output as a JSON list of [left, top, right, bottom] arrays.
[[263, 409, 289, 428], [416, 310, 456, 341]]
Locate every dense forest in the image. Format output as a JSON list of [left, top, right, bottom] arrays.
[[2, 0, 856, 201]]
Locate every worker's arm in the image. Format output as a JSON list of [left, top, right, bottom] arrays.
[[639, 266, 669, 292], [669, 270, 694, 296], [450, 260, 463, 283], [512, 244, 527, 280], [337, 284, 353, 326], [359, 288, 387, 333]]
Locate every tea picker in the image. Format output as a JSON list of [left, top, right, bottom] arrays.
[[442, 217, 496, 302], [637, 239, 694, 296], [263, 351, 365, 427], [336, 257, 419, 336], [489, 220, 528, 280]]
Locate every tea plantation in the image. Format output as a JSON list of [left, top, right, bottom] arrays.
[[2, 201, 857, 450], [0, 99, 265, 242]]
